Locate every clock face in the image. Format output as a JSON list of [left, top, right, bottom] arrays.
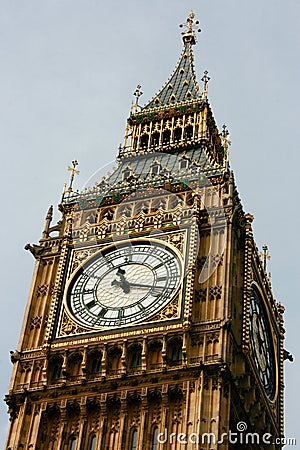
[[67, 239, 182, 329], [249, 284, 276, 399]]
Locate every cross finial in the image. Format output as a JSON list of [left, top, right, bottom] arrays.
[[131, 84, 143, 114], [260, 244, 271, 271], [179, 11, 201, 45], [67, 160, 80, 193], [201, 70, 210, 99], [220, 124, 231, 160]]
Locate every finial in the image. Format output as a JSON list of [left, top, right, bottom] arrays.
[[62, 181, 67, 196], [42, 205, 53, 239], [67, 160, 80, 193], [259, 244, 271, 271], [201, 70, 210, 99], [220, 124, 231, 160], [179, 10, 201, 45], [131, 85, 143, 114]]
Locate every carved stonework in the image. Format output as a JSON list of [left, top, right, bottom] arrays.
[[207, 332, 219, 343], [5, 15, 285, 448], [30, 316, 42, 330], [88, 405, 100, 432], [107, 399, 121, 432], [149, 400, 161, 424], [49, 283, 56, 296], [191, 335, 204, 347], [171, 397, 182, 423], [128, 398, 141, 427], [36, 284, 48, 297], [166, 232, 185, 253], [196, 254, 223, 273], [195, 288, 207, 303], [58, 310, 91, 337], [209, 286, 222, 301], [71, 247, 100, 272], [144, 294, 180, 323]]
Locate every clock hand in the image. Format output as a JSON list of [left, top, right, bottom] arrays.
[[128, 282, 166, 289], [111, 267, 131, 294]]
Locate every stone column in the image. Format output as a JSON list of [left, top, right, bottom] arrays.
[[56, 399, 67, 449], [138, 387, 148, 449], [159, 385, 169, 450], [101, 345, 107, 379], [141, 337, 147, 373], [98, 393, 107, 449], [118, 390, 128, 449], [77, 397, 87, 450]]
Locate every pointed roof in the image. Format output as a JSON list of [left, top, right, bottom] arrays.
[[143, 43, 201, 110], [141, 11, 202, 111]]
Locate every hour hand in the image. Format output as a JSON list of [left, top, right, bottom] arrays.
[[111, 268, 130, 294]]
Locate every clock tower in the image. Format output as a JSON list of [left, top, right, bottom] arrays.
[[5, 12, 285, 450]]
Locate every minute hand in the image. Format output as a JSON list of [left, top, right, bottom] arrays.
[[128, 283, 169, 290]]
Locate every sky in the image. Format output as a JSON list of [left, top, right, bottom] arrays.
[[0, 0, 299, 444]]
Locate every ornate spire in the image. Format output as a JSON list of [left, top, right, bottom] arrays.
[[220, 124, 231, 163], [67, 160, 80, 193], [260, 244, 271, 272], [141, 12, 202, 112], [62, 159, 80, 197], [201, 70, 210, 99], [179, 10, 201, 45], [131, 85, 143, 114], [42, 205, 53, 239]]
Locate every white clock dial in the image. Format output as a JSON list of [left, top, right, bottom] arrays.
[[67, 239, 182, 328], [249, 284, 276, 399]]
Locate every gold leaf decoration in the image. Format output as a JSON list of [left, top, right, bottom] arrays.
[[144, 294, 180, 323], [71, 247, 100, 273], [59, 310, 91, 337], [166, 232, 185, 253]]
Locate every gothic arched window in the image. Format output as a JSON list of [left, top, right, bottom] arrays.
[[151, 132, 160, 147], [69, 437, 76, 450], [152, 427, 159, 450], [49, 356, 63, 383], [171, 346, 182, 363], [122, 167, 131, 181], [130, 429, 138, 450], [107, 346, 122, 375], [162, 129, 171, 144], [184, 125, 193, 140], [150, 162, 160, 176], [91, 356, 102, 374], [173, 128, 182, 142], [130, 347, 142, 368], [67, 353, 82, 378], [140, 134, 149, 148], [148, 341, 162, 370], [179, 159, 188, 170], [167, 338, 183, 366], [89, 435, 97, 450], [87, 350, 102, 376]]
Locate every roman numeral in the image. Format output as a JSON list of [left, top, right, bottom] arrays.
[[151, 286, 165, 297], [98, 308, 108, 317], [86, 300, 96, 309], [156, 276, 167, 282], [153, 258, 172, 270], [83, 289, 94, 294]]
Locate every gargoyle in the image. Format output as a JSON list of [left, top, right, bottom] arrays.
[[24, 243, 45, 258], [284, 349, 294, 362], [10, 350, 20, 363]]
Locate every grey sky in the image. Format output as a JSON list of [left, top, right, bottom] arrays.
[[0, 0, 299, 443]]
